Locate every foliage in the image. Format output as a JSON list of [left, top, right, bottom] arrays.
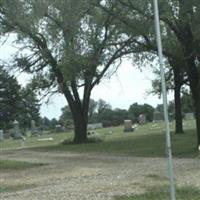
[[0, 0, 141, 142], [129, 103, 155, 122], [0, 67, 21, 129], [0, 67, 40, 130]]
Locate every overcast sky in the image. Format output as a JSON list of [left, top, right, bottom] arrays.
[[0, 36, 173, 120]]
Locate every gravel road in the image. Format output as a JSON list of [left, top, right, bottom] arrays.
[[0, 149, 199, 200]]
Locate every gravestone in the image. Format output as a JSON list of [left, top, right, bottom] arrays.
[[138, 114, 146, 124], [124, 120, 134, 132], [88, 123, 103, 130], [153, 111, 163, 122], [0, 130, 3, 141], [184, 113, 194, 120], [55, 124, 65, 133], [31, 120, 42, 136], [13, 120, 22, 139]]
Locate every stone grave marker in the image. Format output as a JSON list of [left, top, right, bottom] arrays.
[[124, 120, 134, 132], [13, 120, 22, 139], [0, 130, 3, 141], [88, 123, 103, 130], [138, 114, 146, 124]]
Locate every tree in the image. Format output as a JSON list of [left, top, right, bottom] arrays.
[[88, 99, 98, 120], [129, 103, 155, 122], [181, 91, 194, 114], [0, 0, 138, 143], [19, 84, 41, 129], [0, 67, 40, 130], [0, 67, 21, 129], [59, 105, 73, 128], [42, 117, 51, 130], [99, 0, 200, 147], [96, 99, 112, 116], [151, 61, 188, 133]]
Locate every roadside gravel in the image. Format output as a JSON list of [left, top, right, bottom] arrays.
[[0, 150, 199, 200]]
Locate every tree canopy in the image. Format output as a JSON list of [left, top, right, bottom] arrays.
[[0, 0, 140, 142]]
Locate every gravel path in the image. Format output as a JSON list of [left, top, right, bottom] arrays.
[[0, 150, 200, 200]]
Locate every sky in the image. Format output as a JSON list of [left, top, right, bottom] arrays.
[[0, 36, 174, 120]]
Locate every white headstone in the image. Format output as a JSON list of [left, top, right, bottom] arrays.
[[124, 120, 134, 132], [13, 120, 22, 139], [138, 114, 146, 124], [0, 130, 3, 141]]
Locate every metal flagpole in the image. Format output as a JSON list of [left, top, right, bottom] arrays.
[[153, 0, 176, 200]]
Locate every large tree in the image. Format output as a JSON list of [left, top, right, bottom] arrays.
[[99, 0, 200, 147], [0, 0, 139, 143]]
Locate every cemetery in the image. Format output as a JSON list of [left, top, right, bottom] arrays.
[[0, 1, 200, 200]]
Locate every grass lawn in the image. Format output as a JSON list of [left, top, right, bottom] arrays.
[[115, 186, 200, 200], [0, 120, 198, 157]]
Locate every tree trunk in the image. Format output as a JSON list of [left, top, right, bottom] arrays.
[[185, 56, 200, 147], [73, 112, 88, 143], [194, 89, 200, 147], [63, 83, 91, 144], [174, 85, 184, 134], [173, 67, 184, 134]]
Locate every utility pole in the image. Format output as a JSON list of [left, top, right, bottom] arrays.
[[153, 0, 176, 199]]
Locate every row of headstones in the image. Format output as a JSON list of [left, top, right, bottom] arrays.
[[0, 120, 42, 141], [123, 112, 195, 133]]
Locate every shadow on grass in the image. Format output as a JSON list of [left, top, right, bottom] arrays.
[[114, 186, 200, 200], [30, 129, 198, 158]]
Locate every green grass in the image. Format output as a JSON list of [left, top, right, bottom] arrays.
[[0, 159, 46, 170], [32, 128, 198, 158], [115, 186, 200, 200], [0, 131, 73, 149], [0, 121, 198, 158], [0, 184, 36, 193]]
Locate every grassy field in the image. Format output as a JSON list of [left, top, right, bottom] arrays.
[[0, 120, 198, 157]]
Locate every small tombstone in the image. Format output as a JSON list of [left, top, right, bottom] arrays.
[[31, 120, 42, 136], [153, 111, 163, 122], [88, 123, 103, 130], [0, 130, 4, 141], [55, 124, 64, 133], [184, 113, 195, 120], [13, 120, 22, 139], [124, 120, 134, 132], [138, 114, 146, 124]]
